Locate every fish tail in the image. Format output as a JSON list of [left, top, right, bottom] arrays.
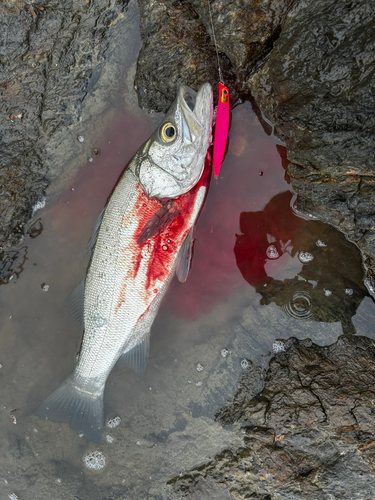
[[35, 374, 104, 442]]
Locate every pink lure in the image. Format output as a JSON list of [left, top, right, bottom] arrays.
[[213, 82, 230, 178]]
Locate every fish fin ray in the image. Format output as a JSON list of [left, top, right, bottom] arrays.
[[35, 374, 104, 442], [87, 204, 107, 258], [176, 228, 194, 283], [65, 279, 85, 326], [118, 334, 150, 378], [137, 201, 180, 243]]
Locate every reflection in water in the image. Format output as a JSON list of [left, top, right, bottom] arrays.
[[234, 191, 369, 335]]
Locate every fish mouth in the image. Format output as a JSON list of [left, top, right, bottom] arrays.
[[178, 83, 213, 141]]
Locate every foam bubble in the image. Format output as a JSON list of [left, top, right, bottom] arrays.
[[196, 363, 204, 372], [273, 341, 286, 353], [266, 245, 279, 259], [345, 288, 353, 295], [324, 289, 332, 297], [8, 494, 18, 500], [106, 435, 114, 444], [316, 239, 327, 248], [241, 359, 249, 369], [32, 197, 46, 215], [83, 451, 106, 470], [298, 252, 314, 263], [220, 349, 229, 358], [106, 416, 121, 428]]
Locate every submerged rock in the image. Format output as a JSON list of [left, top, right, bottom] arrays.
[[0, 0, 130, 248], [169, 335, 375, 499]]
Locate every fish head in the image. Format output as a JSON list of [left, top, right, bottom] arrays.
[[138, 83, 213, 199]]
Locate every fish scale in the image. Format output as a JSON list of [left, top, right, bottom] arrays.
[[36, 83, 213, 441]]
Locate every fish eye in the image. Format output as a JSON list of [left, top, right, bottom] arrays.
[[160, 122, 177, 143]]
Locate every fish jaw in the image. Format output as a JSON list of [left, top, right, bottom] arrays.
[[139, 83, 213, 199]]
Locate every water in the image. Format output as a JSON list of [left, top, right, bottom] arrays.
[[1, 9, 375, 500]]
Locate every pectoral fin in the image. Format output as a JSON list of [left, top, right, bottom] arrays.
[[137, 200, 180, 243], [176, 228, 194, 283]]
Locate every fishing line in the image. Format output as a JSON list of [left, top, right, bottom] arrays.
[[207, 0, 224, 84]]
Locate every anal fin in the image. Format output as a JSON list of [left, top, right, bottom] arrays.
[[118, 335, 150, 378]]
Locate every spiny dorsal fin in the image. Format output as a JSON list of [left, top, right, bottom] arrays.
[[176, 228, 194, 283], [137, 200, 180, 244]]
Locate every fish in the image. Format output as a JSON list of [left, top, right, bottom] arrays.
[[36, 83, 213, 441]]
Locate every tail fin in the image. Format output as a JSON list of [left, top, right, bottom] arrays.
[[35, 374, 104, 442]]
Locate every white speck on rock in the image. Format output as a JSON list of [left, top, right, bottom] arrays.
[[83, 451, 106, 470], [106, 416, 121, 428], [324, 289, 332, 297], [196, 363, 204, 372], [273, 341, 286, 353]]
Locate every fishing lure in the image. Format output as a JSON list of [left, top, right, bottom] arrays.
[[207, 1, 230, 178], [213, 82, 230, 177]]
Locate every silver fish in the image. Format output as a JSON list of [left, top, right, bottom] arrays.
[[36, 83, 213, 441]]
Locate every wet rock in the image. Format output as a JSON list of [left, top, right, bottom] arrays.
[[0, 0, 130, 248], [135, 0, 295, 113], [169, 335, 375, 499], [248, 0, 375, 287]]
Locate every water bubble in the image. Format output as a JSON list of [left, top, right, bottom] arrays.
[[220, 349, 229, 358], [162, 245, 168, 251], [187, 380, 192, 384], [8, 494, 18, 500], [77, 135, 84, 143], [241, 359, 249, 369], [195, 381, 202, 387], [106, 435, 114, 444], [282, 290, 313, 320], [316, 239, 327, 248], [83, 451, 106, 470], [272, 341, 286, 353], [324, 289, 332, 297], [345, 288, 353, 295], [56, 478, 61, 484], [259, 171, 264, 176], [298, 252, 314, 263], [41, 283, 49, 292], [92, 148, 101, 157], [88, 157, 93, 162], [266, 245, 279, 259], [71, 187, 75, 191], [153, 288, 158, 293], [106, 416, 121, 428], [136, 440, 141, 445], [196, 363, 204, 372]]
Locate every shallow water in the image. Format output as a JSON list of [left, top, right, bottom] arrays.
[[1, 9, 375, 500]]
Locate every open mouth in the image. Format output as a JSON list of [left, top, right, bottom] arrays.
[[184, 92, 196, 112]]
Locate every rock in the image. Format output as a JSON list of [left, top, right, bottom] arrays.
[[135, 0, 295, 113], [0, 0, 130, 249], [247, 0, 375, 289], [169, 335, 375, 499]]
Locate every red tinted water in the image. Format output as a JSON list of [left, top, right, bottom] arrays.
[[46, 102, 291, 319]]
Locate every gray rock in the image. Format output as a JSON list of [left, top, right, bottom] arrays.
[[170, 335, 375, 499], [248, 0, 375, 288]]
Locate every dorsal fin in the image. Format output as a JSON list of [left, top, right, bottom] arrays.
[[65, 279, 85, 326], [176, 228, 194, 283], [137, 200, 180, 244], [87, 203, 107, 258]]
